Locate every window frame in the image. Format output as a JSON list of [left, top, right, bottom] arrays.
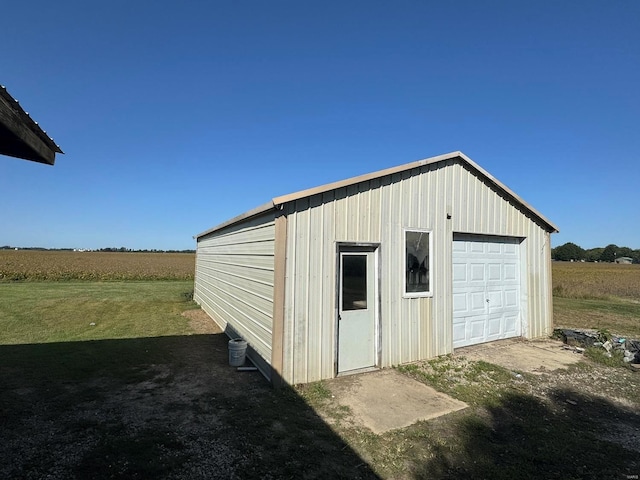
[[403, 228, 433, 298], [340, 252, 369, 311]]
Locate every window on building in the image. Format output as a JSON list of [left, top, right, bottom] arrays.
[[342, 254, 368, 310], [405, 229, 431, 296]]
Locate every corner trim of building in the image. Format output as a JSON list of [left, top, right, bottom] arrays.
[[270, 211, 288, 387]]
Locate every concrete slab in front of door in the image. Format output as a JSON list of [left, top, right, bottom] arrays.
[[326, 369, 467, 434]]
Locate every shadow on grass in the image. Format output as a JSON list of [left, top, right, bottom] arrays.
[[0, 333, 379, 479], [413, 388, 640, 480]]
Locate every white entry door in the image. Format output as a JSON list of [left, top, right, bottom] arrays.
[[452, 234, 522, 348], [337, 249, 377, 374]]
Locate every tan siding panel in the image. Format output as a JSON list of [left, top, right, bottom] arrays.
[[280, 157, 553, 383], [197, 240, 275, 256], [307, 194, 324, 382], [321, 191, 337, 380], [195, 213, 276, 365]]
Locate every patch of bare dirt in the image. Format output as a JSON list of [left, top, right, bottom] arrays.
[[0, 331, 375, 479], [181, 309, 222, 334]]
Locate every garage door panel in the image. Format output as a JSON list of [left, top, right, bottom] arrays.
[[452, 263, 467, 283], [470, 242, 484, 253], [503, 312, 519, 336], [452, 234, 522, 349], [452, 241, 466, 254], [488, 263, 501, 281], [452, 292, 468, 313], [504, 264, 517, 281], [470, 264, 485, 282], [468, 316, 486, 342], [452, 321, 466, 343], [503, 243, 518, 255], [469, 291, 486, 312], [504, 289, 518, 308], [487, 290, 503, 309], [487, 315, 502, 336], [487, 242, 501, 254]]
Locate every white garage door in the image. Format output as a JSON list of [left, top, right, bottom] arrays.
[[452, 234, 522, 348]]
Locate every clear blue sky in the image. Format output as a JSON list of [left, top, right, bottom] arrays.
[[2, 1, 638, 250]]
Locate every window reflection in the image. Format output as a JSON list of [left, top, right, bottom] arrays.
[[406, 231, 429, 293], [342, 255, 367, 310]]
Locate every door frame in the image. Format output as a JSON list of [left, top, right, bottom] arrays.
[[334, 242, 381, 377]]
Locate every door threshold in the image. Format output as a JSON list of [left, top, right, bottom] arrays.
[[337, 366, 379, 377]]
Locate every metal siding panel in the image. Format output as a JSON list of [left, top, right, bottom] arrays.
[[279, 158, 552, 383], [198, 240, 275, 256], [379, 177, 394, 367], [307, 194, 324, 382], [321, 191, 337, 380], [388, 173, 403, 365], [292, 198, 310, 384], [419, 297, 431, 358], [271, 212, 287, 386], [358, 181, 371, 239], [202, 223, 276, 244], [195, 214, 276, 365], [196, 260, 274, 287], [345, 184, 360, 240], [283, 203, 297, 383], [433, 164, 449, 356], [334, 187, 347, 241], [369, 178, 381, 238], [524, 224, 552, 339], [198, 254, 274, 271]]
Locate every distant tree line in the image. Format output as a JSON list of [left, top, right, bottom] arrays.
[[96, 247, 195, 253], [0, 245, 195, 253], [552, 243, 639, 263]]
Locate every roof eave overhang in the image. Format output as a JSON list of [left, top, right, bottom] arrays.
[[194, 201, 276, 240], [272, 151, 558, 233], [0, 86, 63, 166], [195, 151, 559, 240], [456, 152, 559, 233]]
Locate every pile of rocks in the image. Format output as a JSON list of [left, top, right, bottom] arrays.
[[554, 328, 640, 366]]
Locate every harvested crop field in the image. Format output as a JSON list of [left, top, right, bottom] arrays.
[[1, 253, 638, 478], [552, 261, 640, 300], [552, 262, 640, 338], [0, 250, 195, 281]]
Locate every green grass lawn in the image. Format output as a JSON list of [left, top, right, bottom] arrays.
[[0, 281, 197, 344], [1, 280, 639, 479], [553, 296, 640, 338], [0, 280, 376, 479]]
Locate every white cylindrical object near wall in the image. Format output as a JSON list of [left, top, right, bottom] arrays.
[[228, 339, 247, 367]]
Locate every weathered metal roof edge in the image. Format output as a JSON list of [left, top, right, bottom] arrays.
[[272, 150, 558, 233], [194, 201, 275, 239], [0, 85, 64, 155], [271, 151, 460, 205], [195, 150, 558, 239], [457, 152, 559, 233]]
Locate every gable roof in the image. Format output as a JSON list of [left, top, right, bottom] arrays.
[[196, 151, 558, 238], [0, 85, 63, 165]]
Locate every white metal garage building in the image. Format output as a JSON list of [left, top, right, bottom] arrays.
[[194, 151, 558, 385]]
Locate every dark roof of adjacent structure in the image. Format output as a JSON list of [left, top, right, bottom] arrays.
[[0, 85, 63, 165], [196, 151, 559, 239]]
